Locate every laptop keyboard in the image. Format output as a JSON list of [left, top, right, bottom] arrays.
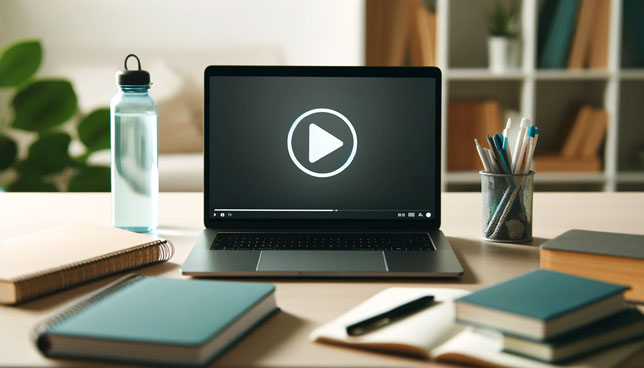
[[210, 233, 435, 251]]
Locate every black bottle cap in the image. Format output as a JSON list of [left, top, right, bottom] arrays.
[[116, 54, 150, 85]]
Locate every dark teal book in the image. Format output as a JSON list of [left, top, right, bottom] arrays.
[[538, 0, 580, 69], [33, 274, 278, 366], [503, 308, 644, 363], [454, 269, 628, 340]]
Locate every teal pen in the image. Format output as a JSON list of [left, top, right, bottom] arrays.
[[494, 133, 512, 174]]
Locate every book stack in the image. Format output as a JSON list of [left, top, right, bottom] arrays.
[[448, 100, 501, 171], [533, 105, 607, 172], [455, 269, 644, 364], [538, 0, 610, 69]]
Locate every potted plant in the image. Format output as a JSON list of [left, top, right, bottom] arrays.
[[487, 2, 520, 72]]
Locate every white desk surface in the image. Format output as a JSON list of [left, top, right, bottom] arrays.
[[0, 192, 643, 367]]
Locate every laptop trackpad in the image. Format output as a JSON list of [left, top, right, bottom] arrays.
[[256, 251, 387, 273]]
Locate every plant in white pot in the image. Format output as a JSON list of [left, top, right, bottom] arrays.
[[488, 2, 520, 72]]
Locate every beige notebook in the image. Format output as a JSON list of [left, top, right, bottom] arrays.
[[0, 223, 174, 304], [309, 287, 644, 368]]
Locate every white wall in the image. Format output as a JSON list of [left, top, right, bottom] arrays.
[[0, 0, 364, 66]]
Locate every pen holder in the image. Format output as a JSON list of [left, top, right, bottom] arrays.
[[480, 171, 534, 243]]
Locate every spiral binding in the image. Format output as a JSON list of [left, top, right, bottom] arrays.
[[32, 273, 145, 353], [12, 239, 174, 303]]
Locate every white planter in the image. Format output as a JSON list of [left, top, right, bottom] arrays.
[[488, 36, 520, 72]]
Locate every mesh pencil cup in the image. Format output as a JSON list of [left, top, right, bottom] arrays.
[[480, 171, 534, 242]]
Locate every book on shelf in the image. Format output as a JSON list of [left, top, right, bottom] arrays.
[[33, 274, 278, 366], [538, 0, 580, 69], [503, 308, 644, 364], [587, 0, 610, 69], [566, 0, 610, 69], [366, 0, 416, 66], [541, 229, 644, 302], [454, 269, 628, 340], [409, 2, 436, 66], [567, 0, 596, 69], [447, 100, 501, 171], [621, 0, 644, 68], [310, 286, 644, 368], [0, 222, 174, 305], [533, 156, 601, 172]]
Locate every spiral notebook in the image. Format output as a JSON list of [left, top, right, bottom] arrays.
[[0, 222, 174, 304], [32, 274, 277, 366]]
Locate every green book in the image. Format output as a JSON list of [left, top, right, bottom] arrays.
[[503, 308, 644, 363], [538, 0, 579, 69], [33, 274, 278, 366], [454, 269, 628, 340]]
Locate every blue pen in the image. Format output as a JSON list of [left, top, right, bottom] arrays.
[[494, 134, 512, 174]]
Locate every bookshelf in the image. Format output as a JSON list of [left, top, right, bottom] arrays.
[[366, 0, 644, 192]]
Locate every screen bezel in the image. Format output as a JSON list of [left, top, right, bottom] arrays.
[[204, 66, 442, 230]]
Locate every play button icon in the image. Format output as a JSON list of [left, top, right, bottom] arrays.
[[287, 108, 358, 178], [309, 123, 344, 164]]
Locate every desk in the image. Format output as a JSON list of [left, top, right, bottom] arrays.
[[1, 192, 643, 367]]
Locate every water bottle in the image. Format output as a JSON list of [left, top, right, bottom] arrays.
[[111, 54, 158, 232]]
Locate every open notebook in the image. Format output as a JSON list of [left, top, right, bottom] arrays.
[[309, 287, 644, 368]]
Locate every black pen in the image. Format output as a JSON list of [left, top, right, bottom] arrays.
[[346, 295, 434, 336]]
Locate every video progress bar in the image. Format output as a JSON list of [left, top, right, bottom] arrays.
[[215, 209, 337, 212]]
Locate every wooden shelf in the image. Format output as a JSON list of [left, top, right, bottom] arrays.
[[535, 70, 611, 80], [620, 69, 644, 80], [447, 68, 525, 80], [618, 171, 644, 183]]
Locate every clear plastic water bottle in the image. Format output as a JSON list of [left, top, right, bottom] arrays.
[[111, 54, 158, 232]]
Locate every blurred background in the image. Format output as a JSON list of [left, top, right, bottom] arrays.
[[0, 0, 643, 193]]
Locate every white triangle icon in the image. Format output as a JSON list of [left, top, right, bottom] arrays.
[[309, 123, 344, 163]]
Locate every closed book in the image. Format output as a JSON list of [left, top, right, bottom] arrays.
[[541, 229, 644, 301], [33, 274, 278, 366], [0, 222, 174, 304], [503, 308, 644, 364], [454, 269, 628, 340]]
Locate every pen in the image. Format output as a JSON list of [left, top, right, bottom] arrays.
[[494, 133, 512, 174], [346, 295, 434, 336], [484, 148, 500, 173], [512, 119, 530, 173], [486, 134, 505, 174], [522, 126, 537, 174], [503, 118, 512, 161], [475, 138, 492, 172]]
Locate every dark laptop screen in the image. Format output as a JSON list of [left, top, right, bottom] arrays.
[[205, 67, 440, 223]]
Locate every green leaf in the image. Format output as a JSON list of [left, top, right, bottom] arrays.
[[11, 79, 77, 132], [78, 108, 110, 152], [68, 166, 110, 192], [22, 132, 72, 175], [0, 40, 42, 87], [7, 175, 58, 192], [0, 135, 18, 170]]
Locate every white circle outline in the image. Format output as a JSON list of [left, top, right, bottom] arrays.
[[287, 108, 357, 178]]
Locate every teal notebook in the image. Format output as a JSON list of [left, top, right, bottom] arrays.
[[538, 0, 579, 69], [33, 274, 278, 366], [455, 269, 628, 340]]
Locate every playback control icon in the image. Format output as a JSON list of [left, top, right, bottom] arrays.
[[287, 108, 357, 178]]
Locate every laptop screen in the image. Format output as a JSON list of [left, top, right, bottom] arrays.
[[205, 67, 440, 226]]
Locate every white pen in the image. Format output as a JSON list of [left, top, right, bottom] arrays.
[[511, 118, 529, 172], [475, 138, 492, 172], [503, 118, 511, 138], [522, 126, 538, 174]]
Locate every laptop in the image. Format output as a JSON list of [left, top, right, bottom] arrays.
[[182, 66, 463, 277]]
